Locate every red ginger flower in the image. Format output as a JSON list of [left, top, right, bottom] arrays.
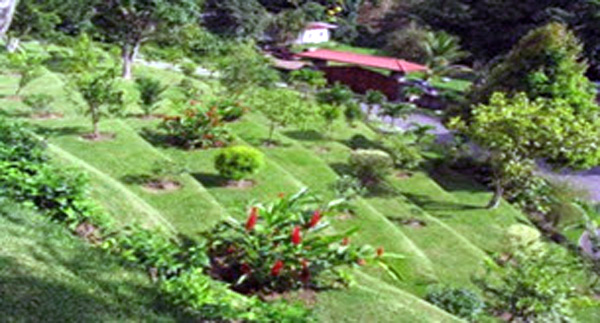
[[271, 260, 284, 276], [246, 207, 258, 231], [342, 237, 350, 246], [291, 226, 302, 245], [309, 210, 321, 228], [376, 247, 384, 257]]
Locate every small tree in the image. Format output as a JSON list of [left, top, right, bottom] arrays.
[[450, 92, 600, 209], [92, 0, 200, 79], [136, 76, 168, 117], [250, 88, 318, 145], [379, 102, 415, 125], [317, 82, 354, 107], [215, 146, 264, 182], [74, 69, 124, 138], [7, 51, 46, 96], [289, 68, 327, 99], [320, 104, 342, 136], [344, 101, 363, 127]]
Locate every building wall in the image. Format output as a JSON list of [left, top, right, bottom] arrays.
[[319, 66, 401, 101], [296, 29, 330, 44]]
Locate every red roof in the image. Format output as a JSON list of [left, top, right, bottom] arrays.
[[295, 49, 428, 73]]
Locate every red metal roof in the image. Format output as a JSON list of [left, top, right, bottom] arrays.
[[295, 49, 428, 73]]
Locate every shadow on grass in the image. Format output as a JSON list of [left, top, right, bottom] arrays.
[[403, 192, 483, 211], [139, 128, 173, 149], [121, 174, 153, 185], [191, 172, 227, 188], [338, 134, 383, 151], [284, 130, 325, 142], [0, 232, 192, 322], [32, 125, 86, 138]]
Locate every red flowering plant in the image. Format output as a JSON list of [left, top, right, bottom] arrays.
[[158, 101, 232, 150], [202, 188, 401, 294]]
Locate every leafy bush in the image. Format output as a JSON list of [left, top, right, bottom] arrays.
[[0, 118, 108, 229], [135, 76, 168, 116], [317, 82, 354, 107], [158, 105, 231, 150], [425, 287, 485, 321], [209, 98, 247, 122], [162, 268, 311, 321], [344, 101, 363, 126], [177, 78, 203, 100], [203, 189, 394, 294], [333, 175, 366, 202], [320, 104, 342, 134], [23, 94, 55, 115], [180, 61, 198, 77], [349, 149, 394, 188], [475, 247, 581, 322], [214, 146, 265, 181], [380, 135, 425, 170]]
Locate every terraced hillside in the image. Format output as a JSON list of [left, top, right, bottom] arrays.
[[0, 65, 543, 321]]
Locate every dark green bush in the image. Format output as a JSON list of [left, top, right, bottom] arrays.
[[214, 146, 264, 181], [136, 76, 168, 116], [426, 287, 485, 321]]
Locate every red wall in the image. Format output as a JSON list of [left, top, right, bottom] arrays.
[[318, 66, 400, 100]]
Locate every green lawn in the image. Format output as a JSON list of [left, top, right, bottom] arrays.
[[0, 200, 187, 322]]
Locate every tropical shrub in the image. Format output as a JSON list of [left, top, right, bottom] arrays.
[[333, 175, 366, 201], [425, 286, 485, 321], [23, 94, 54, 116], [209, 98, 246, 122], [158, 105, 231, 150], [349, 149, 394, 188], [180, 61, 198, 78], [317, 82, 354, 107], [475, 247, 581, 322], [136, 76, 168, 116], [320, 104, 342, 134], [214, 146, 265, 181], [203, 189, 393, 294]]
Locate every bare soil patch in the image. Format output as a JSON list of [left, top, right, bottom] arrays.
[[75, 222, 102, 244], [261, 289, 318, 307], [30, 112, 63, 120], [143, 180, 182, 193], [3, 95, 22, 102], [81, 132, 116, 142], [401, 218, 427, 228], [396, 171, 413, 179], [224, 179, 255, 189]]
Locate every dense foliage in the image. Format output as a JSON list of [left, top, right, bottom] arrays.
[[215, 146, 265, 181], [158, 105, 231, 150], [425, 287, 485, 321], [203, 189, 391, 293]]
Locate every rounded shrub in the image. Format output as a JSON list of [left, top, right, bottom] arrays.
[[215, 146, 264, 181], [349, 149, 393, 187]]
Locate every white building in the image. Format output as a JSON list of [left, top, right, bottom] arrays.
[[296, 22, 337, 45]]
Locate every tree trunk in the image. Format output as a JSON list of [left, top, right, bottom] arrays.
[[487, 179, 504, 209], [267, 123, 276, 145], [0, 0, 19, 37], [121, 41, 141, 80]]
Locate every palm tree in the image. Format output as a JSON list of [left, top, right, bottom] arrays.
[[422, 30, 472, 78]]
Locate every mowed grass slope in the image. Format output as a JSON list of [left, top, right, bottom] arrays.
[[0, 200, 185, 322], [0, 66, 530, 321]]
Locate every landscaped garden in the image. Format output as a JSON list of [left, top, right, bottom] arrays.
[[2, 1, 600, 322]]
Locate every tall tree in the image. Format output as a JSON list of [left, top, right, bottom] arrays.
[[0, 0, 18, 36], [470, 23, 598, 116], [92, 0, 200, 79]]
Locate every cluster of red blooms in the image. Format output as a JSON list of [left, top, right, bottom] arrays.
[[241, 197, 385, 280]]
